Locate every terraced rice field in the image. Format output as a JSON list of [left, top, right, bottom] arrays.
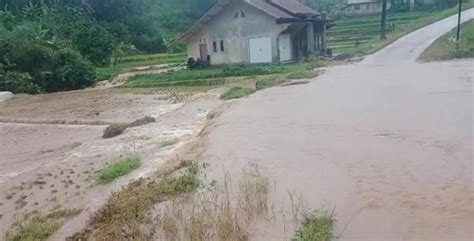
[[327, 10, 464, 54], [328, 11, 434, 51]]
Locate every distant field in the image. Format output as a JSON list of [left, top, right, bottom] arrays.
[[96, 52, 187, 81], [124, 61, 322, 88], [418, 19, 474, 61], [328, 3, 474, 56]]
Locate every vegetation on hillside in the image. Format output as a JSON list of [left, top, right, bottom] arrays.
[[418, 19, 474, 61], [0, 0, 214, 94]]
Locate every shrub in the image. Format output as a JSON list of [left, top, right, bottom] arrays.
[[103, 124, 129, 139], [130, 116, 155, 127], [0, 68, 40, 94], [72, 22, 115, 66], [45, 48, 97, 92], [220, 86, 254, 100], [103, 116, 155, 139], [292, 210, 335, 241]]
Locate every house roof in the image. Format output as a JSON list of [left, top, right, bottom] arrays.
[[346, 0, 378, 5], [267, 0, 319, 15], [179, 0, 321, 41]]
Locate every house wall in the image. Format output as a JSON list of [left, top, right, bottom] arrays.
[[186, 1, 288, 65], [344, 1, 391, 15]]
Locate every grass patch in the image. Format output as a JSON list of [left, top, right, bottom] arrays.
[[121, 59, 326, 90], [292, 210, 336, 241], [97, 155, 141, 183], [419, 19, 474, 61], [7, 209, 81, 241], [157, 163, 270, 241], [220, 86, 255, 100], [70, 160, 200, 240], [255, 75, 288, 90], [95, 52, 186, 81], [124, 60, 322, 89], [329, 4, 474, 56], [286, 70, 319, 80], [102, 116, 155, 139]]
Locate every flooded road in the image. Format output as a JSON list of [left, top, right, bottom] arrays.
[[203, 11, 474, 241]]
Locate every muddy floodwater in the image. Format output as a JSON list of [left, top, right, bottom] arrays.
[[203, 60, 473, 241], [202, 10, 474, 241]]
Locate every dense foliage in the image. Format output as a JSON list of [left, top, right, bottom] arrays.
[[0, 0, 214, 93]]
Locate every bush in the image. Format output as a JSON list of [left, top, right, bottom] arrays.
[[103, 124, 129, 139], [72, 22, 115, 66], [0, 69, 40, 94], [133, 30, 167, 53], [45, 48, 97, 92]]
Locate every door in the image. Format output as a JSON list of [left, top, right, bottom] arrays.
[[279, 34, 291, 62], [199, 43, 208, 60], [249, 36, 272, 63]]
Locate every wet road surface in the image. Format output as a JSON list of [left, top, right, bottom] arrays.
[[203, 10, 474, 241]]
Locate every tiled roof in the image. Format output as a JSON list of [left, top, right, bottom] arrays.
[[247, 0, 293, 19], [267, 0, 319, 15]]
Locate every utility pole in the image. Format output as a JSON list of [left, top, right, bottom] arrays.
[[456, 0, 462, 48], [380, 0, 388, 40]]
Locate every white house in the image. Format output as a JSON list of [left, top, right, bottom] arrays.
[[342, 0, 391, 15], [179, 0, 331, 65]]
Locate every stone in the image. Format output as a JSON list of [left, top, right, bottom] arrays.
[[0, 91, 14, 102]]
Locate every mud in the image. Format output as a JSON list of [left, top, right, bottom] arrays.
[[0, 87, 224, 239]]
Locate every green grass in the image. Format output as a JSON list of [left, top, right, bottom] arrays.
[[71, 160, 200, 240], [329, 3, 474, 56], [95, 52, 186, 81], [255, 75, 288, 90], [97, 155, 141, 183], [418, 19, 474, 61], [7, 209, 81, 241], [220, 86, 255, 100], [117, 52, 186, 65], [292, 210, 335, 241], [124, 60, 322, 88]]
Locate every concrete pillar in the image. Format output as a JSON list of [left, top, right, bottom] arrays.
[[306, 23, 315, 56], [321, 22, 327, 54]]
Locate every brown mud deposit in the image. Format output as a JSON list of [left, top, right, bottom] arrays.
[[0, 87, 224, 239]]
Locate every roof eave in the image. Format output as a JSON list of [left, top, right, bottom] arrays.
[[178, 0, 230, 42]]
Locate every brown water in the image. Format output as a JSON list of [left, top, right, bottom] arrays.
[[203, 60, 473, 241], [203, 11, 474, 240]]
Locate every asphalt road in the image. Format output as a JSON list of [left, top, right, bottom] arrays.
[[204, 10, 474, 241]]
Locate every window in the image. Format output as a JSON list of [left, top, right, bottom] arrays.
[[234, 11, 239, 19], [355, 5, 360, 10], [220, 40, 225, 52], [366, 4, 370, 9], [240, 10, 246, 18], [213, 41, 217, 52]]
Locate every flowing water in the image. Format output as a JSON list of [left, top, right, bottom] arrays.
[[202, 10, 474, 240], [203, 59, 473, 241]]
